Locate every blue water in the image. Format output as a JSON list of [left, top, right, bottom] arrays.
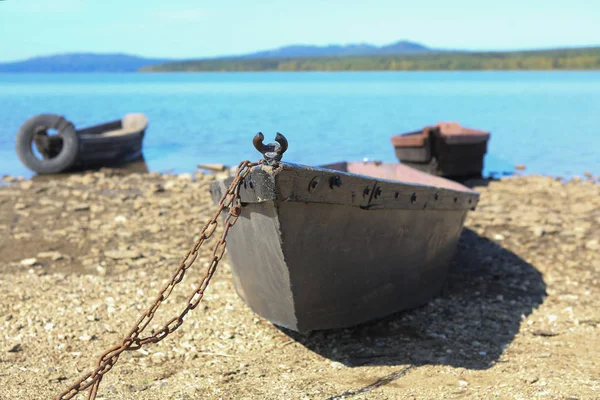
[[1, 72, 599, 178]]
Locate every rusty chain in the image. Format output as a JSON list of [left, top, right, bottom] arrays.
[[56, 159, 263, 400]]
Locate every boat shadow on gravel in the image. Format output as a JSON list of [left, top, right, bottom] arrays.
[[280, 227, 547, 382]]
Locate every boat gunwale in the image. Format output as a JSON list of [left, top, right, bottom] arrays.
[[391, 122, 490, 148], [210, 162, 479, 212], [76, 119, 122, 134], [75, 114, 148, 139]]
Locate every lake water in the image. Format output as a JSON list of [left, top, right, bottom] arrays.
[[1, 72, 598, 178]]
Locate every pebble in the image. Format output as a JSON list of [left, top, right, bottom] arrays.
[[104, 250, 142, 260], [330, 361, 344, 369], [37, 251, 63, 261], [531, 226, 545, 237], [90, 204, 105, 213], [70, 203, 90, 212], [531, 329, 559, 337], [151, 352, 167, 365], [150, 183, 165, 193], [47, 372, 68, 383], [164, 181, 177, 190], [20, 258, 38, 267], [7, 343, 22, 353], [216, 172, 230, 181], [177, 173, 193, 181], [197, 164, 227, 172]]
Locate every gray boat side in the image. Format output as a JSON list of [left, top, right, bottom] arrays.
[[209, 162, 478, 332]]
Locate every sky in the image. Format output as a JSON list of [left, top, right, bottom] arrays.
[[0, 0, 599, 62]]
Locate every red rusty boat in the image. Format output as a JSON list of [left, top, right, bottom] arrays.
[[391, 122, 490, 178]]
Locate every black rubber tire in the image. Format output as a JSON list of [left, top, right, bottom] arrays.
[[16, 114, 80, 174]]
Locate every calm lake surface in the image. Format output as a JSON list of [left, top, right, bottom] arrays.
[[1, 72, 598, 178]]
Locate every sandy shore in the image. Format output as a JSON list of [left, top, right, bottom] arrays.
[[1, 169, 598, 399]]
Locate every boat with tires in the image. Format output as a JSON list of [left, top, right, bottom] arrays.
[[210, 133, 479, 332], [391, 121, 490, 178], [16, 113, 148, 174]]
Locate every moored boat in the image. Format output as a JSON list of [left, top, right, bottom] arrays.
[[210, 133, 479, 332], [391, 121, 490, 178], [16, 113, 148, 174]]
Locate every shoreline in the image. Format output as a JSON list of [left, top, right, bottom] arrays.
[[3, 168, 598, 186]]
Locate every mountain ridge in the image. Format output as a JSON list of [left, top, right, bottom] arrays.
[[2, 42, 600, 72], [237, 40, 431, 58], [0, 53, 173, 73], [0, 40, 431, 72]]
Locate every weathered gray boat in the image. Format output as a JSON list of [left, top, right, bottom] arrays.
[[210, 133, 479, 332], [16, 113, 148, 174]]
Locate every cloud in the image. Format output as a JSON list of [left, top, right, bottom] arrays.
[[156, 8, 206, 23]]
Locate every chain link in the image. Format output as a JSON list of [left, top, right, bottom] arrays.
[[56, 159, 263, 400]]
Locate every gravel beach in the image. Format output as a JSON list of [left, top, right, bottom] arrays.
[[0, 168, 598, 399]]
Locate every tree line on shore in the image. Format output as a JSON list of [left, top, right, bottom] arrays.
[[140, 47, 600, 72]]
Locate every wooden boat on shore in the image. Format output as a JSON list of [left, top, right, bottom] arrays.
[[391, 122, 490, 178], [16, 113, 147, 174], [210, 133, 479, 333]]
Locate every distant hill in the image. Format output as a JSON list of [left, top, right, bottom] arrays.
[[0, 53, 173, 73], [141, 47, 600, 72], [4, 43, 600, 73], [239, 40, 431, 58], [0, 41, 431, 73]]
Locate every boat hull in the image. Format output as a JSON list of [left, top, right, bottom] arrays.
[[211, 162, 478, 332], [227, 200, 467, 332], [76, 130, 144, 168], [391, 122, 489, 178], [76, 113, 147, 168]]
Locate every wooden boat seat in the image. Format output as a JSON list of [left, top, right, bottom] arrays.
[[122, 113, 148, 131], [435, 122, 490, 145], [323, 161, 477, 192]]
